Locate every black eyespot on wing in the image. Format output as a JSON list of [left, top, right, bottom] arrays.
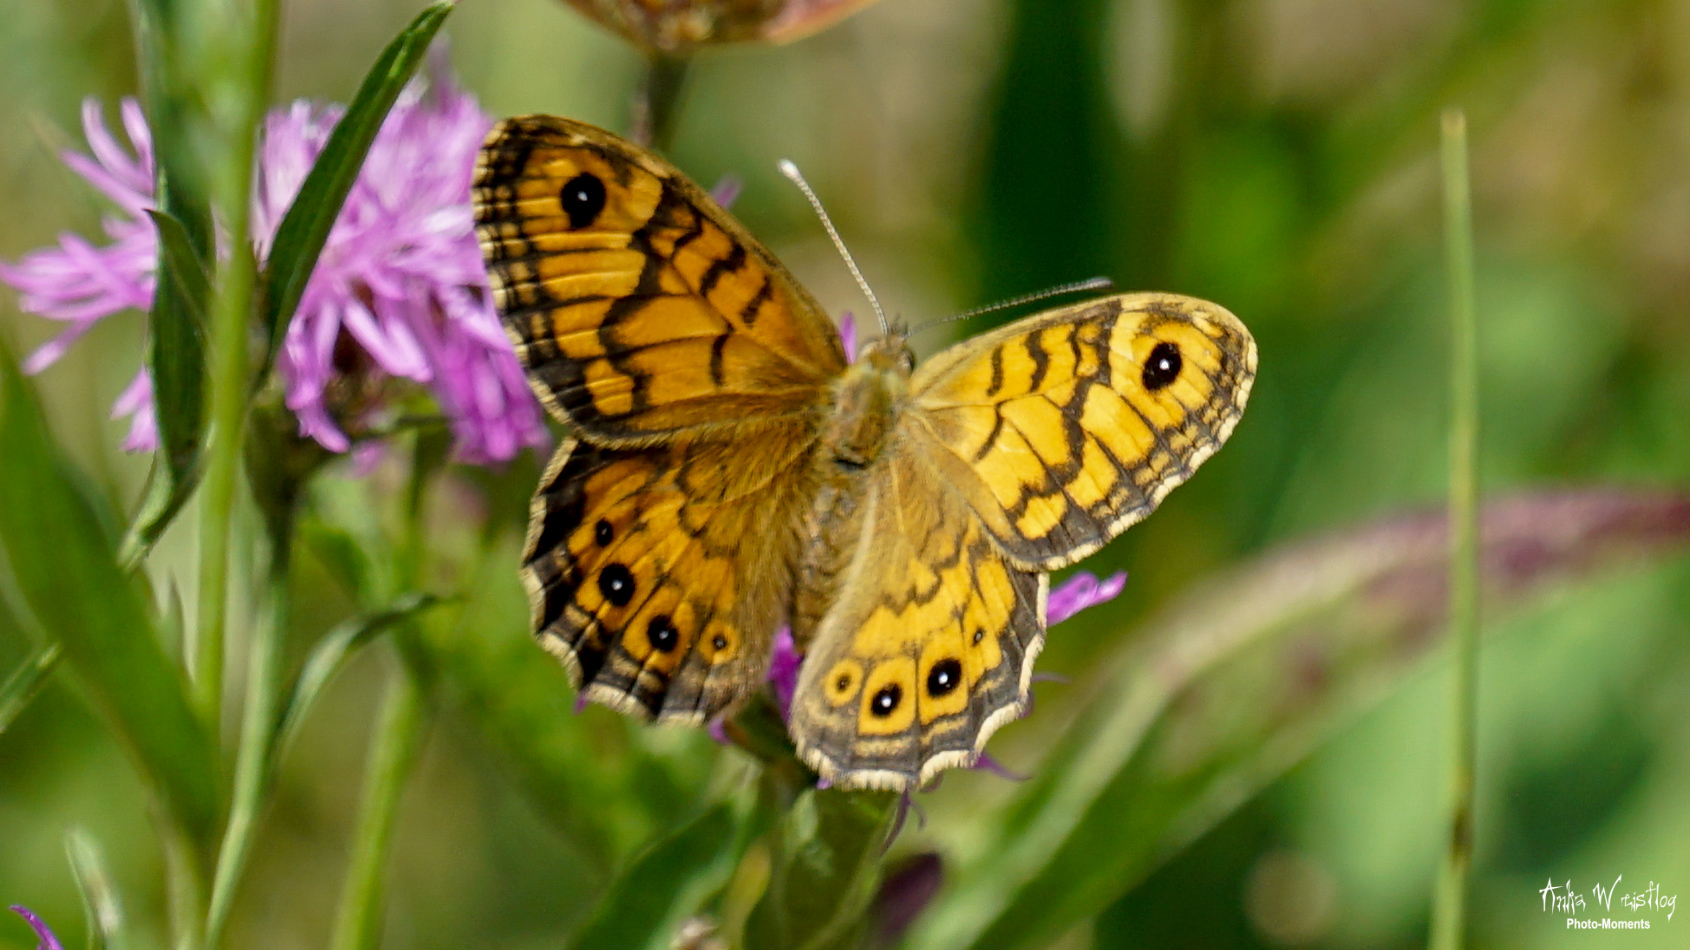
[[870, 683, 902, 718], [647, 615, 679, 652], [1142, 341, 1182, 391], [926, 658, 962, 697], [561, 173, 607, 230], [594, 519, 614, 546], [598, 563, 635, 607], [972, 628, 985, 645], [712, 634, 729, 650]]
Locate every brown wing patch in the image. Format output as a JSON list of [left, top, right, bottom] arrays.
[[910, 292, 1256, 570], [522, 424, 814, 722], [474, 115, 846, 443], [788, 445, 1047, 791]]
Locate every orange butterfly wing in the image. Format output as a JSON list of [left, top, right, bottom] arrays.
[[474, 115, 847, 442], [911, 293, 1256, 569], [475, 117, 841, 722]]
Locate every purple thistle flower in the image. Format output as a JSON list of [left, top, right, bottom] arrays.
[[0, 50, 547, 466], [767, 625, 802, 717], [708, 174, 742, 210], [111, 368, 158, 452], [0, 100, 157, 374], [838, 311, 858, 363], [1047, 569, 1127, 625], [9, 906, 65, 950], [0, 99, 159, 449]]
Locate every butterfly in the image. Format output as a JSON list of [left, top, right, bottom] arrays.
[[472, 116, 1256, 791]]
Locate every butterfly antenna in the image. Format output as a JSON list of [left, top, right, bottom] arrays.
[[912, 277, 1115, 334], [778, 160, 890, 335]]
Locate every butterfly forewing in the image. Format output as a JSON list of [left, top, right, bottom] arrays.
[[909, 292, 1256, 570], [474, 115, 847, 442]]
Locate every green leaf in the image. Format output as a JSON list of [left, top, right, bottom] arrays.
[[66, 827, 129, 950], [0, 344, 219, 848], [119, 209, 211, 565], [272, 593, 442, 768], [0, 642, 59, 738], [259, 1, 454, 364], [121, 0, 216, 564], [912, 489, 1690, 950], [568, 803, 741, 950], [744, 789, 898, 950], [145, 210, 211, 444]]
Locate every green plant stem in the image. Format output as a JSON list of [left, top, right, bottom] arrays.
[[161, 817, 208, 950], [205, 508, 294, 949], [1428, 107, 1480, 950], [633, 52, 692, 152], [328, 444, 438, 950], [327, 662, 427, 950], [193, 0, 281, 724]]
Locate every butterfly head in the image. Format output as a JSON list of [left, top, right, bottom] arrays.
[[856, 327, 915, 376], [826, 328, 914, 467]]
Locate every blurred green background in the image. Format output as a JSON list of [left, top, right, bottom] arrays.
[[3, 0, 1690, 948]]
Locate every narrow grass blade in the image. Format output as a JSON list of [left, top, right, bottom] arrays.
[[0, 343, 219, 848], [568, 802, 741, 950], [0, 643, 60, 738], [912, 489, 1690, 950], [66, 828, 129, 950], [1428, 105, 1481, 950], [259, 1, 454, 364]]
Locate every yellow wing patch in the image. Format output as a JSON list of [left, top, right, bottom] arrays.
[[788, 448, 1046, 790], [912, 292, 1256, 570]]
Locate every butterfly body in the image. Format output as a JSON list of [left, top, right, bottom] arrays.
[[820, 333, 911, 459], [473, 116, 1257, 790]]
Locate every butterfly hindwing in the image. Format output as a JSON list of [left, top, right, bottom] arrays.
[[474, 115, 847, 443], [910, 292, 1256, 570], [523, 424, 815, 722], [788, 445, 1047, 789]]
